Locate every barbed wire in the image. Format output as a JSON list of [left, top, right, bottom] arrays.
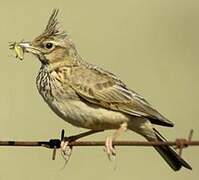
[[0, 129, 198, 160]]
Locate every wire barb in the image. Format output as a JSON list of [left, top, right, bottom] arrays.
[[52, 146, 57, 160], [174, 129, 194, 156]]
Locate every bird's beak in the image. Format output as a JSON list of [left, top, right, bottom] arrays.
[[9, 41, 40, 60], [18, 41, 41, 55]]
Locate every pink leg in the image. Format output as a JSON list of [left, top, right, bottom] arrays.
[[104, 122, 127, 160]]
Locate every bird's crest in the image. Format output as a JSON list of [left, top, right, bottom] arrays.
[[37, 9, 67, 40], [44, 9, 60, 36]]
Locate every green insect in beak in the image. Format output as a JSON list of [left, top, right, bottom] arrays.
[[9, 42, 24, 60]]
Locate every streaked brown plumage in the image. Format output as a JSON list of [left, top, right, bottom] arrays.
[[11, 9, 191, 171]]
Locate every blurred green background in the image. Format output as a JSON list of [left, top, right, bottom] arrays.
[[0, 0, 198, 179]]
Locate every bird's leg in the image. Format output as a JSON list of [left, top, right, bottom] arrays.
[[104, 122, 127, 160], [60, 130, 103, 162]]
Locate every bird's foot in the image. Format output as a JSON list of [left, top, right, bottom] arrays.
[[103, 122, 127, 161], [59, 130, 103, 167], [60, 140, 73, 163], [104, 136, 116, 161]]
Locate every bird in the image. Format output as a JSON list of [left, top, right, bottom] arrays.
[[10, 9, 191, 171]]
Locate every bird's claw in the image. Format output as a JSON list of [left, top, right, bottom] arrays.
[[60, 140, 73, 163], [104, 137, 116, 161]]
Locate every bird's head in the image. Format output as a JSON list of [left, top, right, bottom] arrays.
[[11, 9, 79, 67]]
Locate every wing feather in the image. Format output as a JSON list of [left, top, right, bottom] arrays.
[[68, 65, 174, 127]]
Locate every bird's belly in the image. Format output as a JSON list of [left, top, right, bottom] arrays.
[[48, 99, 130, 130]]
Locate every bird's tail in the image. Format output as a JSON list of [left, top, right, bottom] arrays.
[[146, 129, 192, 171]]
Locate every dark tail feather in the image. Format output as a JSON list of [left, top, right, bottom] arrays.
[[148, 129, 192, 171]]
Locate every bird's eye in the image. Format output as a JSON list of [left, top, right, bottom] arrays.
[[44, 42, 54, 49]]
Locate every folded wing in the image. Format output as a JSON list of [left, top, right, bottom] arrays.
[[68, 65, 174, 127]]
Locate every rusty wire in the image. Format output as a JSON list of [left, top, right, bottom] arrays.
[[0, 129, 198, 160]]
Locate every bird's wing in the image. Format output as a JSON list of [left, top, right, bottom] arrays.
[[68, 65, 173, 127]]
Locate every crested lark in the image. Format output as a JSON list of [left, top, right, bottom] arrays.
[[10, 9, 191, 171]]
